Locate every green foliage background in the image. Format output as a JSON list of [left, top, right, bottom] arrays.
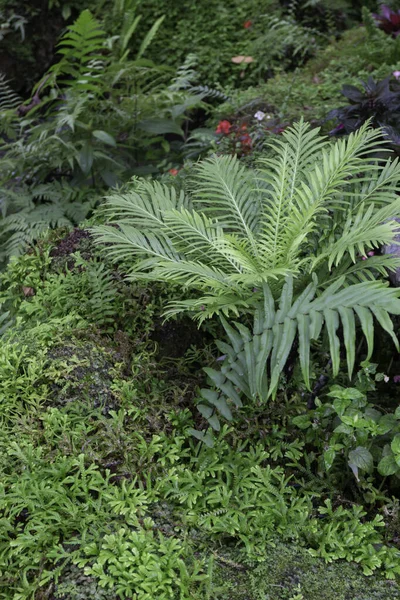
[[2, 1, 400, 598]]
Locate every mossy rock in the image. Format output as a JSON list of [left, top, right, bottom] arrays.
[[47, 333, 122, 413], [211, 542, 400, 600]]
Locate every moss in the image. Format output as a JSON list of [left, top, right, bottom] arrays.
[[211, 542, 400, 599], [47, 333, 122, 413], [48, 565, 114, 600]]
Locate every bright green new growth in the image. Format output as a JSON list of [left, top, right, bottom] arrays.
[[93, 120, 400, 402]]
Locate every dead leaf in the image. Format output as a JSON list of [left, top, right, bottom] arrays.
[[231, 56, 254, 64], [22, 286, 35, 297]]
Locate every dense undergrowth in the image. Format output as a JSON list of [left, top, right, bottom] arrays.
[[3, 1, 400, 599]]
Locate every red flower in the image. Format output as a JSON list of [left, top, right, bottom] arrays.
[[243, 20, 252, 29], [240, 133, 252, 148], [169, 168, 179, 176], [216, 120, 232, 135]]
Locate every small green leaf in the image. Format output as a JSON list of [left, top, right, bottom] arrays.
[[78, 142, 94, 174], [377, 413, 397, 434], [92, 130, 117, 147], [207, 414, 220, 431], [62, 4, 72, 19], [348, 446, 373, 473], [324, 448, 336, 471], [333, 397, 351, 416], [395, 406, 400, 419], [197, 404, 213, 419], [334, 423, 354, 434], [292, 414, 312, 429], [391, 434, 400, 455], [188, 428, 214, 447], [378, 454, 398, 476]]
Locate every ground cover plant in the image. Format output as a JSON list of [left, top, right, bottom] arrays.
[[3, 1, 400, 599]]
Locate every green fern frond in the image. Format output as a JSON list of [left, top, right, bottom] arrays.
[[93, 120, 400, 406], [0, 73, 21, 111], [0, 183, 91, 260], [194, 154, 260, 244], [50, 9, 106, 93], [197, 276, 400, 429]]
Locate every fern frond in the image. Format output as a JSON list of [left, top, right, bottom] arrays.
[[197, 276, 400, 429], [0, 73, 21, 111], [50, 9, 106, 93], [317, 200, 400, 269], [193, 154, 260, 246]]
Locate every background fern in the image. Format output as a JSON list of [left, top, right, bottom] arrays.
[[49, 9, 106, 94]]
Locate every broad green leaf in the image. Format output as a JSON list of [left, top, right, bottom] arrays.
[[207, 414, 220, 431], [324, 308, 340, 376], [92, 130, 117, 147], [354, 306, 374, 360], [391, 433, 400, 455], [333, 397, 351, 416], [269, 316, 297, 397], [348, 446, 373, 473], [189, 428, 215, 447], [338, 306, 355, 378], [334, 423, 354, 434], [197, 404, 213, 419], [378, 454, 398, 476], [324, 448, 336, 471], [204, 367, 225, 388], [377, 413, 397, 434], [138, 119, 184, 137], [292, 414, 312, 429], [207, 396, 233, 421], [327, 385, 364, 401], [200, 389, 219, 404], [78, 142, 94, 174], [297, 313, 311, 390]]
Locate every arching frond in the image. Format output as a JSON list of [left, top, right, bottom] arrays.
[[316, 199, 400, 269], [197, 277, 400, 431], [99, 180, 187, 228], [193, 154, 260, 247]]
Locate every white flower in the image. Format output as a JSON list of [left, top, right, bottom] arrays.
[[393, 70, 400, 80], [254, 110, 266, 121]]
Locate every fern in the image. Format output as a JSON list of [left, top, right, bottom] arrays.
[[196, 275, 400, 429], [0, 73, 21, 137], [19, 255, 119, 329], [0, 73, 21, 111], [0, 182, 92, 262], [49, 9, 106, 94], [93, 121, 400, 417]]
